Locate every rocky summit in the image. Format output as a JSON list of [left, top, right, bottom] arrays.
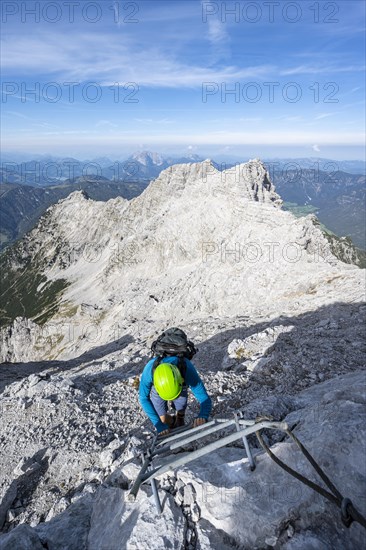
[[0, 160, 363, 362], [0, 160, 365, 549]]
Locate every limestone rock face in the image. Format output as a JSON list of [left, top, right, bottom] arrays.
[[1, 159, 363, 362], [0, 318, 43, 363], [176, 372, 366, 549], [1, 371, 364, 549]]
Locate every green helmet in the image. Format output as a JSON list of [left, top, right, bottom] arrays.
[[153, 363, 183, 401]]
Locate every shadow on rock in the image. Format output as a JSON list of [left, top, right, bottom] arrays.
[[0, 447, 50, 533], [197, 301, 365, 378], [0, 334, 134, 395], [67, 302, 365, 411]]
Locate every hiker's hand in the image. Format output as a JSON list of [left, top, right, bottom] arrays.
[[158, 429, 170, 437], [193, 418, 207, 428]]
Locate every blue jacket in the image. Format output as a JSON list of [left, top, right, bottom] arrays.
[[139, 356, 212, 433]]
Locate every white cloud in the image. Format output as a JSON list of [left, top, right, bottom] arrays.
[[135, 118, 175, 125], [3, 110, 32, 120], [239, 117, 263, 123], [32, 121, 59, 129], [4, 131, 363, 149], [202, 0, 230, 61], [95, 120, 118, 128], [7, 32, 363, 91], [1, 32, 273, 87], [314, 113, 336, 120], [207, 19, 228, 45], [280, 64, 366, 76], [279, 116, 304, 122]]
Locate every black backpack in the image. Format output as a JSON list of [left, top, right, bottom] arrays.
[[151, 327, 197, 380]]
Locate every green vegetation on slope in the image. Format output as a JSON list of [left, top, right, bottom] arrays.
[[284, 203, 365, 268], [0, 245, 69, 328], [283, 202, 319, 217]]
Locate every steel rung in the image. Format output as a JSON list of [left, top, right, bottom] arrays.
[[142, 420, 288, 485], [155, 418, 218, 447], [153, 419, 237, 457], [127, 416, 288, 503]]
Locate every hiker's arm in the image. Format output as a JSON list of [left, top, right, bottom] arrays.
[[185, 361, 212, 420], [139, 364, 168, 433]]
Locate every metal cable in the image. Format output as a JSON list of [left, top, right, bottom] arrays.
[[255, 426, 366, 529]]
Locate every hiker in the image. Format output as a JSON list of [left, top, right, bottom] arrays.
[[139, 328, 212, 436]]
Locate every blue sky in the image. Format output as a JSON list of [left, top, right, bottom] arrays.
[[1, 0, 365, 160]]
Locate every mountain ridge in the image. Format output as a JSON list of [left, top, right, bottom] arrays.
[[0, 159, 364, 363], [1, 154, 365, 252]]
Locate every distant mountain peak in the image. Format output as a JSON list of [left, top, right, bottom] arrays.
[[62, 189, 90, 202], [129, 150, 166, 166]]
